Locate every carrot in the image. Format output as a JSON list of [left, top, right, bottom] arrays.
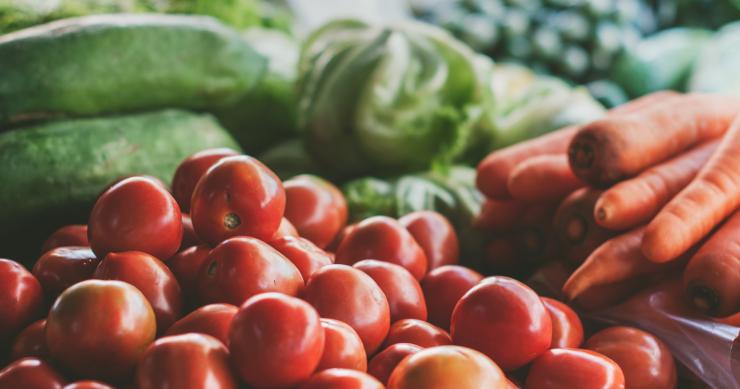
[[553, 188, 616, 265], [644, 113, 740, 263], [514, 202, 558, 262], [507, 154, 584, 202], [482, 235, 519, 275], [526, 261, 570, 300], [682, 210, 740, 316], [594, 140, 720, 230], [473, 198, 527, 232], [569, 93, 740, 187], [572, 278, 647, 311]]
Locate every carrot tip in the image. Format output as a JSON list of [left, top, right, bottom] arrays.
[[595, 207, 607, 222], [565, 215, 587, 243], [688, 284, 720, 316], [568, 139, 594, 170]]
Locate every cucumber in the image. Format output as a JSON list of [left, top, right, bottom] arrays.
[[0, 13, 266, 127], [0, 109, 241, 263]]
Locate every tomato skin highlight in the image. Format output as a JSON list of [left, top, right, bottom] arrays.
[[11, 319, 48, 361], [33, 246, 99, 300], [0, 259, 43, 345], [270, 236, 333, 282], [171, 148, 239, 213], [63, 381, 114, 389], [300, 368, 385, 389], [0, 357, 66, 389], [421, 265, 483, 330], [354, 259, 428, 322], [165, 303, 238, 347], [524, 348, 626, 389], [368, 343, 422, 384], [284, 175, 348, 249], [384, 319, 452, 349], [399, 211, 459, 270], [317, 318, 368, 372], [542, 297, 584, 348], [41, 225, 88, 254]]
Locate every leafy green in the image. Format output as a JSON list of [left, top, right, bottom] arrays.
[[689, 21, 740, 95]]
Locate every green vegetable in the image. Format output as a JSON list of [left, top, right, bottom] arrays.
[[167, 0, 261, 29], [0, 14, 266, 127], [689, 21, 740, 95], [258, 139, 323, 181], [343, 178, 397, 222]]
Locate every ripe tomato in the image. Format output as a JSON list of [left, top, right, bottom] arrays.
[[88, 176, 182, 260], [451, 276, 551, 371], [165, 303, 237, 347], [584, 326, 676, 389], [399, 211, 459, 270], [273, 217, 299, 239], [137, 333, 238, 389], [336, 216, 428, 280], [368, 343, 422, 384], [317, 318, 367, 372], [190, 155, 285, 245], [384, 319, 452, 349], [41, 225, 88, 254], [270, 236, 333, 282], [421, 265, 483, 330], [167, 245, 210, 299], [94, 251, 183, 332], [197, 237, 303, 306], [354, 259, 427, 322], [301, 368, 384, 389], [284, 175, 348, 249], [11, 319, 48, 361], [525, 348, 625, 389], [326, 223, 357, 253], [387, 345, 508, 389], [302, 264, 390, 355], [63, 381, 114, 389], [46, 280, 156, 381], [542, 297, 584, 348], [180, 214, 200, 251], [229, 293, 325, 388], [32, 246, 99, 299], [171, 148, 239, 212], [0, 259, 43, 344], [0, 357, 66, 389]]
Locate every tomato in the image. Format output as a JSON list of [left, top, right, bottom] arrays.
[[41, 225, 88, 254], [525, 348, 625, 389], [354, 259, 427, 322], [542, 297, 584, 348], [0, 259, 43, 344], [46, 280, 156, 381], [171, 148, 239, 213], [421, 265, 483, 330], [398, 211, 459, 270], [270, 236, 333, 282], [384, 319, 452, 349], [32, 247, 99, 299], [137, 333, 238, 389], [283, 175, 347, 249], [0, 357, 66, 389], [326, 223, 357, 253], [88, 176, 182, 260], [368, 343, 422, 384], [336, 216, 428, 280], [11, 319, 48, 361], [387, 345, 508, 389], [301, 368, 384, 389], [165, 303, 237, 346], [584, 326, 676, 389], [197, 237, 303, 306], [317, 318, 367, 372], [451, 276, 551, 371], [229, 293, 324, 388], [63, 381, 114, 389], [302, 264, 390, 355], [94, 251, 183, 332], [273, 217, 299, 239], [190, 155, 285, 245], [167, 245, 210, 299], [180, 214, 200, 251]]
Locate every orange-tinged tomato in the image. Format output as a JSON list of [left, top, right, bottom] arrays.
[[33, 247, 99, 300], [0, 357, 66, 389], [270, 236, 333, 282], [399, 211, 459, 270], [171, 148, 239, 213], [63, 381, 114, 389], [383, 319, 451, 349], [354, 260, 427, 322], [368, 343, 422, 384], [421, 265, 483, 330], [0, 259, 43, 344], [525, 348, 625, 389], [317, 318, 367, 372], [300, 368, 384, 389], [11, 319, 48, 361], [41, 225, 88, 254], [542, 297, 584, 348], [165, 303, 238, 347], [284, 175, 348, 249]]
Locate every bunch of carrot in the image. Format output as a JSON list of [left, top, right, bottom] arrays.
[[475, 91, 740, 318]]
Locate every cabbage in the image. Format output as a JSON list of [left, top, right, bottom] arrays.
[[689, 21, 740, 96]]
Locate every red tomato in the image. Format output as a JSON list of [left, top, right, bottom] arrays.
[[301, 368, 384, 389], [270, 236, 333, 282], [41, 225, 88, 254], [190, 155, 285, 245], [46, 280, 156, 381], [584, 326, 677, 389], [421, 265, 483, 330], [167, 245, 210, 298], [542, 297, 584, 348], [387, 345, 508, 389], [273, 217, 299, 239], [171, 148, 239, 212], [326, 223, 357, 253], [63, 381, 114, 389], [0, 259, 43, 343], [399, 211, 459, 270], [11, 319, 48, 361], [197, 237, 303, 306], [180, 214, 200, 251], [451, 276, 552, 371], [165, 303, 237, 346], [88, 176, 183, 260], [317, 318, 368, 372], [336, 216, 428, 280], [94, 251, 183, 332], [284, 175, 348, 249], [368, 343, 422, 384], [137, 333, 238, 389], [384, 319, 452, 349], [229, 293, 325, 388], [302, 264, 390, 355], [0, 357, 66, 389], [525, 348, 625, 389], [354, 259, 427, 322], [32, 246, 99, 299]]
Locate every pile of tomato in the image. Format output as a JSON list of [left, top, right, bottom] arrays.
[[0, 149, 678, 389]]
